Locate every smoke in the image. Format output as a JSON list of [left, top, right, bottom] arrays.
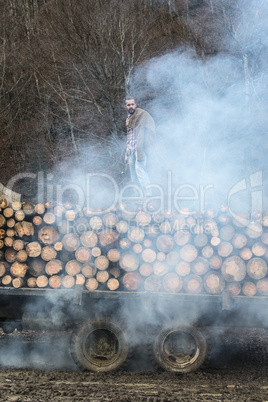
[[128, 0, 268, 214]]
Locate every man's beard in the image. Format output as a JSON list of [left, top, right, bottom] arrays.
[[129, 108, 135, 114]]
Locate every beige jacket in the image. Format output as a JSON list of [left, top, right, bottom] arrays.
[[127, 108, 156, 161]]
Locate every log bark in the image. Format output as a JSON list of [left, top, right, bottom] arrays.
[[5, 249, 17, 263], [0, 215, 6, 228], [208, 255, 222, 270], [32, 216, 43, 226], [257, 279, 268, 296], [252, 242, 266, 257], [14, 210, 25, 221], [98, 229, 118, 248], [201, 245, 214, 259], [4, 237, 14, 248], [91, 247, 101, 257], [2, 275, 12, 285], [34, 203, 46, 215], [109, 267, 121, 278], [3, 207, 14, 218], [38, 225, 59, 245], [232, 234, 247, 249], [239, 247, 253, 260], [15, 221, 34, 237], [139, 263, 153, 277], [0, 262, 8, 277]]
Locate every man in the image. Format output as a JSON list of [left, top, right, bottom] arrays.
[[124, 97, 156, 199]]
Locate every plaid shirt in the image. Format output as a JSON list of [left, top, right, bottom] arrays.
[[126, 114, 136, 155]]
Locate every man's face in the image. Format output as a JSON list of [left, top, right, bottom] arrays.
[[125, 99, 137, 115]]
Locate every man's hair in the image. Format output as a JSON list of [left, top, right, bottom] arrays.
[[125, 96, 136, 102]]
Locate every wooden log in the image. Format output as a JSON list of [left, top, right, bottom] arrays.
[[32, 216, 43, 226], [61, 275, 75, 288], [38, 225, 59, 245], [94, 255, 109, 271], [26, 242, 42, 257], [135, 211, 151, 227], [16, 250, 28, 262], [119, 252, 139, 272], [144, 274, 162, 292], [89, 216, 103, 231], [143, 238, 152, 248], [107, 249, 120, 262], [242, 282, 257, 297], [0, 262, 8, 277], [6, 228, 15, 237], [15, 221, 34, 237], [156, 234, 174, 253], [155, 252, 165, 262], [221, 256, 246, 282], [83, 207, 95, 217], [183, 274, 203, 294], [34, 203, 46, 215], [208, 255, 222, 270], [239, 247, 253, 261], [41, 246, 57, 261], [217, 213, 231, 225], [159, 221, 172, 234], [166, 251, 180, 266], [80, 231, 98, 248], [247, 257, 267, 280], [91, 247, 101, 257], [4, 237, 14, 248], [45, 259, 63, 276], [122, 272, 142, 291], [65, 260, 82, 276], [194, 234, 208, 247], [210, 236, 221, 247], [12, 277, 24, 288], [14, 210, 25, 222], [246, 221, 262, 239], [141, 248, 156, 264], [139, 263, 153, 277], [65, 209, 78, 222], [22, 202, 35, 215], [261, 232, 268, 245], [59, 250, 73, 263], [62, 233, 80, 251], [204, 272, 225, 295], [10, 262, 28, 278], [116, 220, 129, 234], [153, 261, 169, 276], [75, 247, 91, 263], [232, 233, 248, 249], [180, 244, 198, 262], [256, 279, 268, 296], [217, 241, 233, 258], [6, 218, 15, 228], [162, 273, 182, 293], [74, 217, 89, 234], [27, 277, 37, 288], [57, 220, 70, 235], [173, 231, 191, 246], [103, 212, 119, 228], [201, 245, 214, 259], [175, 261, 191, 277], [133, 243, 143, 254], [226, 282, 241, 296], [98, 229, 118, 248], [191, 257, 209, 276], [0, 240, 3, 249], [0, 228, 5, 239], [119, 238, 131, 250], [2, 275, 12, 285], [82, 263, 97, 278], [5, 249, 17, 263], [28, 259, 46, 277], [262, 215, 268, 227], [54, 241, 63, 251], [0, 198, 9, 209], [48, 275, 62, 289], [85, 277, 98, 291], [107, 278, 120, 291], [219, 225, 235, 241], [252, 242, 266, 257], [76, 274, 86, 286], [0, 214, 6, 228], [109, 267, 121, 278], [96, 270, 109, 283], [128, 227, 145, 243], [3, 207, 14, 218]]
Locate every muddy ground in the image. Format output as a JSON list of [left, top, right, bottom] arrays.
[[0, 327, 268, 401]]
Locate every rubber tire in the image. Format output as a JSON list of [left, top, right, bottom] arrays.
[[71, 319, 129, 372], [153, 323, 207, 373]]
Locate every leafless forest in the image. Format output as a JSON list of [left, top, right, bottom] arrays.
[[0, 0, 267, 200]]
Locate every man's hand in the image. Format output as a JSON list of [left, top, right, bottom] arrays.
[[124, 154, 129, 164]]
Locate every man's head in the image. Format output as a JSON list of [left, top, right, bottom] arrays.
[[125, 98, 137, 115]]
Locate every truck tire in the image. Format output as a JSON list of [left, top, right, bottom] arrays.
[[152, 323, 207, 373], [70, 319, 129, 372]]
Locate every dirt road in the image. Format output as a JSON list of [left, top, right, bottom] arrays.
[[0, 328, 268, 401]]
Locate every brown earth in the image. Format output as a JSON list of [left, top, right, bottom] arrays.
[[0, 327, 268, 401]]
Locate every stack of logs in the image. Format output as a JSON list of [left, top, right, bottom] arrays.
[[0, 197, 268, 296]]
